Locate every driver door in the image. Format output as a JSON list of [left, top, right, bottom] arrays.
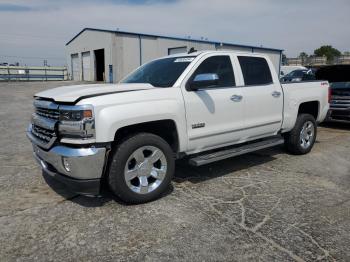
[[181, 54, 245, 153]]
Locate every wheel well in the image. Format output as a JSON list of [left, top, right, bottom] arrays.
[[114, 120, 179, 153], [298, 101, 319, 120]]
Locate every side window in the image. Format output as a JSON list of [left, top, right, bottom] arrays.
[[191, 56, 235, 88], [238, 56, 273, 86]]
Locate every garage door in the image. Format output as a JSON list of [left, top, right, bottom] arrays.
[[82, 52, 91, 81], [71, 54, 79, 81]]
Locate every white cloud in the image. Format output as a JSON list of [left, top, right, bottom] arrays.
[[0, 0, 349, 65]]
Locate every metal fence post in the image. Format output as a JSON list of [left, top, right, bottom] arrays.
[[7, 66, 10, 82]]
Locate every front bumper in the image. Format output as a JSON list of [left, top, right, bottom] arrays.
[[326, 107, 350, 122], [28, 130, 107, 196]]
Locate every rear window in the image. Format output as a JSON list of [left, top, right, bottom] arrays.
[[238, 56, 273, 85]]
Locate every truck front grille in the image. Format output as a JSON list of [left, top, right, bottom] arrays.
[[330, 96, 350, 109], [32, 125, 55, 142], [31, 99, 59, 148], [35, 107, 60, 120]]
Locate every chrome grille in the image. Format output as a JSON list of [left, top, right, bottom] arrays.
[[35, 107, 60, 120], [330, 96, 350, 109], [32, 125, 55, 142], [30, 99, 59, 148]]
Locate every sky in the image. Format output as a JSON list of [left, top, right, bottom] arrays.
[[0, 0, 349, 66]]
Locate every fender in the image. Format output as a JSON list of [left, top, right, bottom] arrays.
[[79, 88, 189, 152]]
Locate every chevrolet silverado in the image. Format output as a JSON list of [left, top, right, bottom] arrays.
[[27, 51, 330, 203]]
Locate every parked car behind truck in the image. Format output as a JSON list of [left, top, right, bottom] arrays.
[[316, 65, 350, 122], [280, 65, 307, 78], [27, 51, 330, 203], [281, 68, 316, 82]]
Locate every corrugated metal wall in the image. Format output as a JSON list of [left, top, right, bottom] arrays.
[[216, 44, 252, 52], [115, 34, 140, 79], [66, 30, 282, 83], [115, 34, 216, 81], [65, 30, 114, 82]]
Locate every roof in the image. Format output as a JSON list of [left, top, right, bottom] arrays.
[[66, 28, 283, 53]]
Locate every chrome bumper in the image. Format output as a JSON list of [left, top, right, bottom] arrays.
[[31, 144, 106, 180], [27, 128, 107, 195]]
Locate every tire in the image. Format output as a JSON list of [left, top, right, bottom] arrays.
[[284, 114, 317, 155], [108, 133, 175, 204]]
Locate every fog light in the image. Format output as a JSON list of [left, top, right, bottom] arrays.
[[62, 157, 71, 172]]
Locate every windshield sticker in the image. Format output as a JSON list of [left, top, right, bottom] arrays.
[[174, 57, 195, 63]]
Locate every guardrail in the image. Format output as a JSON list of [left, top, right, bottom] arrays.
[[0, 66, 68, 81]]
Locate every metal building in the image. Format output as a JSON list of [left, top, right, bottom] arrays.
[[66, 28, 283, 83]]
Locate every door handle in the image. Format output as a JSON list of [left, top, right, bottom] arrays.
[[230, 95, 243, 102], [272, 91, 281, 98]]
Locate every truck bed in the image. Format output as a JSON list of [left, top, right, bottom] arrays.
[[281, 81, 330, 132]]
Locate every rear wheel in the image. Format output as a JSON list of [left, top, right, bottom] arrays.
[[284, 114, 317, 155], [108, 133, 175, 204]]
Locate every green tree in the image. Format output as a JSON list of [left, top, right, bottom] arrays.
[[314, 45, 341, 62], [299, 52, 308, 58], [299, 52, 308, 64]]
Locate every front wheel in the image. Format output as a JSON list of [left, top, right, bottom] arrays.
[[108, 133, 175, 204], [284, 114, 317, 155]]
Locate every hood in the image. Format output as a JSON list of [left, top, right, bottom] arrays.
[[35, 83, 155, 103]]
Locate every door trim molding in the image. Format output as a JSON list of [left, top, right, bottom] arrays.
[[189, 121, 281, 141]]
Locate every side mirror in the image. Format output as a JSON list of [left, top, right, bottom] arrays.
[[189, 73, 219, 90]]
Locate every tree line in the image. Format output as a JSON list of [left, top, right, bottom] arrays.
[[283, 45, 349, 64]]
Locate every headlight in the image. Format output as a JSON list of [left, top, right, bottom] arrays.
[[60, 109, 93, 121], [58, 105, 95, 142]]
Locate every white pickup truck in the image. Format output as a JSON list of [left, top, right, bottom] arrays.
[[27, 51, 330, 203]]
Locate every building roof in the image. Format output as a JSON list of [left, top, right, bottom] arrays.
[[66, 28, 283, 53]]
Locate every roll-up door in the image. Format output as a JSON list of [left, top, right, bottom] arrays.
[[71, 54, 80, 80], [82, 52, 91, 81]]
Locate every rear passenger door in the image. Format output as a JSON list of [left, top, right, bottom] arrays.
[[236, 55, 283, 140]]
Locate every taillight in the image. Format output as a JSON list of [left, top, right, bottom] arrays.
[[328, 86, 332, 103], [321, 82, 331, 103]]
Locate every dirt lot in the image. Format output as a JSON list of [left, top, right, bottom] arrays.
[[0, 81, 349, 261]]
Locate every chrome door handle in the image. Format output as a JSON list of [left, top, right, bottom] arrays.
[[272, 91, 281, 98], [231, 95, 243, 102]]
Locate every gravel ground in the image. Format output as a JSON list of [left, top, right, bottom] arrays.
[[0, 81, 349, 262]]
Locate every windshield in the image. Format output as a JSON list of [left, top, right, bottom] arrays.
[[121, 56, 195, 87]]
